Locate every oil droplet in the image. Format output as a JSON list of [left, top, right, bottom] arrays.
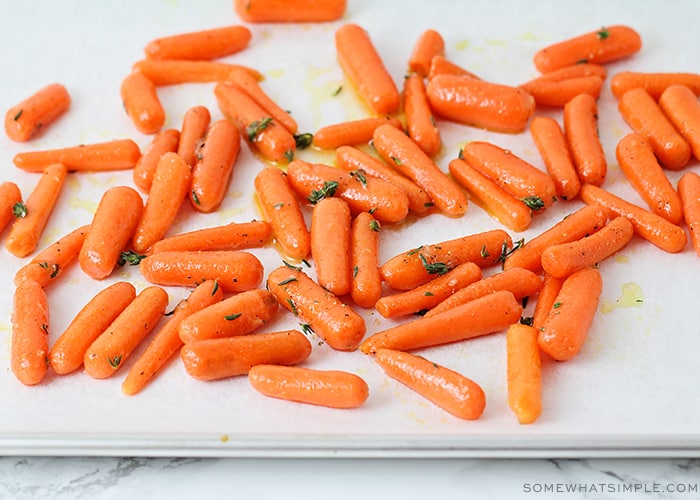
[[601, 282, 644, 313], [614, 254, 629, 263], [220, 434, 229, 443], [68, 196, 98, 214], [455, 39, 470, 51]]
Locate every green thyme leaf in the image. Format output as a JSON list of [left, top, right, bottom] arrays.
[[332, 85, 343, 96], [191, 189, 201, 205], [12, 202, 27, 218], [294, 133, 313, 149], [407, 245, 424, 256], [596, 27, 610, 40], [246, 117, 273, 141], [307, 180, 339, 204], [287, 298, 298, 316], [282, 260, 302, 271], [369, 220, 381, 232], [350, 169, 367, 186], [278, 277, 298, 286], [520, 316, 534, 326], [300, 323, 314, 335], [419, 254, 449, 275], [13, 109, 23, 121], [118, 250, 147, 266], [224, 313, 242, 321], [521, 196, 546, 211], [108, 355, 122, 369]]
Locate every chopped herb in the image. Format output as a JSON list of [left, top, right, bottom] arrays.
[[458, 148, 465, 160], [521, 196, 546, 211], [424, 202, 434, 208], [224, 313, 242, 321], [520, 316, 534, 326], [553, 302, 562, 309], [118, 250, 146, 266], [390, 156, 403, 165], [596, 27, 610, 40], [414, 308, 429, 316], [246, 117, 273, 141], [302, 259, 311, 267], [41, 323, 49, 334], [273, 202, 285, 209], [369, 220, 381, 232], [353, 265, 358, 278], [576, 58, 589, 64], [191, 189, 201, 205], [424, 291, 434, 296], [498, 238, 525, 264], [480, 244, 490, 259], [284, 149, 294, 162], [332, 85, 343, 96], [211, 281, 220, 296], [368, 207, 377, 214], [350, 169, 367, 186], [282, 260, 302, 271], [13, 109, 23, 121], [419, 253, 449, 275], [307, 180, 339, 204], [407, 245, 424, 256], [287, 298, 298, 316], [277, 277, 298, 286], [430, 115, 436, 127], [48, 263, 60, 279], [108, 355, 122, 369], [432, 362, 439, 369], [12, 202, 27, 218], [300, 323, 314, 335], [294, 133, 313, 149]]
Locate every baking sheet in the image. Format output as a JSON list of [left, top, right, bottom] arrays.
[[0, 0, 699, 457]]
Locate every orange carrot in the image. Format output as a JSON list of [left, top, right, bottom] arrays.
[[427, 55, 480, 81], [248, 364, 369, 409], [189, 119, 241, 212], [0, 181, 22, 234], [13, 138, 141, 173], [145, 25, 252, 61], [266, 266, 366, 352], [120, 71, 165, 135], [533, 62, 607, 82], [425, 74, 535, 133], [564, 92, 607, 186], [311, 197, 352, 297], [140, 250, 264, 292], [312, 117, 403, 150], [678, 171, 700, 257], [506, 323, 542, 424], [79, 186, 144, 280], [177, 106, 210, 167], [610, 71, 700, 100], [533, 25, 642, 73], [360, 289, 522, 354], [618, 87, 691, 170], [11, 279, 50, 385], [375, 348, 486, 420], [49, 282, 136, 375], [83, 286, 169, 379], [350, 211, 382, 308], [234, 0, 347, 23], [537, 267, 602, 361], [372, 123, 467, 217], [519, 75, 603, 108], [531, 273, 564, 330], [149, 220, 271, 254], [408, 29, 445, 77], [5, 163, 67, 258], [5, 83, 71, 142], [133, 58, 263, 86], [335, 23, 401, 116], [529, 116, 580, 201], [122, 280, 224, 395], [403, 73, 441, 157], [132, 128, 180, 192], [181, 330, 312, 381], [659, 84, 700, 162]]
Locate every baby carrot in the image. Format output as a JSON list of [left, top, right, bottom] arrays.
[[234, 0, 347, 23], [5, 83, 71, 142], [372, 123, 468, 217], [84, 286, 169, 379], [529, 116, 580, 201], [122, 280, 223, 395], [310, 197, 352, 297], [618, 87, 691, 170], [248, 364, 369, 409], [533, 62, 608, 82], [564, 93, 607, 186], [408, 29, 445, 77], [5, 163, 67, 258], [427, 55, 480, 81], [678, 171, 700, 257], [49, 282, 137, 375], [133, 59, 263, 86], [506, 323, 542, 424], [13, 138, 141, 173], [579, 183, 687, 254], [375, 348, 486, 420], [335, 23, 401, 116], [533, 25, 642, 73], [177, 106, 210, 167], [538, 267, 602, 361], [659, 84, 700, 162], [11, 279, 50, 386], [350, 211, 382, 308], [610, 71, 700, 100], [360, 289, 522, 354], [144, 25, 252, 61], [149, 220, 271, 254], [140, 250, 264, 292], [519, 75, 603, 108], [531, 273, 564, 330], [312, 117, 403, 150], [79, 186, 144, 280], [132, 128, 180, 192], [120, 71, 166, 135], [181, 330, 312, 381], [189, 119, 241, 213], [179, 289, 279, 343], [403, 73, 441, 157], [266, 266, 366, 352], [0, 181, 22, 234]]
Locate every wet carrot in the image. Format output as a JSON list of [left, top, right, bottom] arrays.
[[84, 286, 169, 379], [11, 279, 50, 386], [350, 211, 382, 308], [531, 274, 564, 330], [520, 75, 603, 108], [427, 55, 480, 81], [177, 106, 210, 167], [5, 83, 71, 142], [506, 323, 542, 424], [408, 29, 444, 77], [144, 25, 252, 61], [403, 73, 441, 157], [79, 186, 144, 280], [610, 71, 700, 100], [248, 364, 369, 409], [533, 62, 608, 82], [140, 250, 264, 292], [335, 23, 401, 116], [5, 163, 67, 258], [13, 138, 141, 173], [529, 116, 580, 201], [133, 58, 263, 86], [0, 181, 22, 234], [659, 85, 700, 162], [49, 282, 136, 375], [181, 330, 312, 381], [678, 171, 700, 257], [234, 0, 347, 23], [132, 128, 180, 192], [120, 71, 165, 135], [312, 117, 403, 150], [564, 93, 606, 186], [266, 266, 366, 352], [311, 197, 352, 297], [149, 220, 271, 254]]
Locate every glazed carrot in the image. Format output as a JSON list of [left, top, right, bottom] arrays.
[[375, 262, 482, 319], [13, 138, 141, 173], [5, 83, 71, 142], [533, 25, 642, 73], [427, 55, 480, 81], [140, 250, 264, 292], [132, 152, 192, 253], [659, 85, 700, 162], [380, 229, 512, 291], [529, 116, 580, 201], [312, 117, 403, 150], [254, 167, 310, 260], [408, 29, 445, 77], [618, 87, 691, 170], [49, 282, 136, 375], [189, 119, 241, 212], [177, 106, 210, 167], [533, 62, 607, 82], [215, 82, 296, 163], [564, 93, 607, 186], [248, 364, 369, 409], [531, 274, 564, 330], [403, 73, 441, 157], [610, 71, 700, 100], [537, 267, 602, 361], [181, 330, 312, 381], [122, 280, 223, 395], [234, 0, 347, 22], [425, 74, 535, 133], [541, 216, 634, 278], [678, 171, 700, 257], [179, 289, 279, 343], [425, 267, 542, 318], [14, 224, 89, 288], [149, 220, 271, 254], [335, 23, 401, 116], [266, 266, 366, 351], [84, 286, 169, 379], [360, 289, 522, 354], [133, 58, 263, 86], [132, 128, 180, 192], [519, 75, 603, 108], [79, 186, 144, 280], [506, 323, 542, 424], [0, 182, 22, 235], [372, 123, 467, 217], [579, 183, 687, 254], [311, 197, 352, 297], [120, 71, 165, 135], [5, 163, 67, 258], [144, 25, 252, 61], [11, 279, 49, 386], [448, 157, 533, 232], [616, 133, 683, 224], [350, 211, 382, 308], [503, 204, 608, 274]]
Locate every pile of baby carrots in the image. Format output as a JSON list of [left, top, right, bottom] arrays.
[[3, 0, 700, 426]]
